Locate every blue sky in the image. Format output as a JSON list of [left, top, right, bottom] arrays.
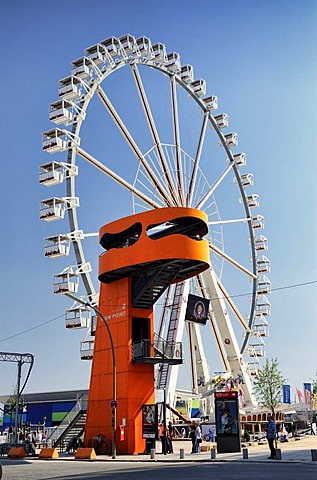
[[0, 0, 316, 403]]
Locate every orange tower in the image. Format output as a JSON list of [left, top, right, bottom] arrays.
[[84, 207, 210, 454]]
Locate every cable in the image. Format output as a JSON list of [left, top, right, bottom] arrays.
[[0, 279, 316, 344], [0, 314, 64, 343]]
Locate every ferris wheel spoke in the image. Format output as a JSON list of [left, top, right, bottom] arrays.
[[170, 75, 184, 204], [129, 64, 179, 205], [96, 84, 174, 206], [76, 146, 161, 208], [195, 162, 234, 211], [209, 241, 256, 279], [216, 277, 251, 332], [187, 112, 209, 207]]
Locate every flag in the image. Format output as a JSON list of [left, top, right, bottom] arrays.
[[282, 385, 291, 404], [296, 388, 305, 403], [304, 383, 312, 404]]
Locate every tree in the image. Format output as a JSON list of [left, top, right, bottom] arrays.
[[311, 373, 317, 395], [253, 358, 285, 415]]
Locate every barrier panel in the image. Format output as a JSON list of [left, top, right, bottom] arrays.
[[39, 448, 59, 459], [7, 447, 26, 458], [75, 448, 96, 459]]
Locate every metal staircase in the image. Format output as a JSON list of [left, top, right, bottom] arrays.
[[131, 262, 183, 309], [48, 393, 87, 449], [156, 282, 184, 390]]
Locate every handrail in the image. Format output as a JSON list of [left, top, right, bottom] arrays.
[[132, 335, 182, 362], [47, 393, 88, 445]]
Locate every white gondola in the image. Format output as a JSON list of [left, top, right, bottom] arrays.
[[119, 34, 135, 54], [256, 254, 271, 273], [240, 173, 254, 188], [180, 65, 194, 84], [255, 294, 271, 316], [248, 361, 260, 376], [136, 36, 152, 56], [249, 342, 265, 357], [246, 194, 260, 209], [101, 36, 120, 58], [53, 270, 79, 294], [65, 306, 90, 329], [251, 215, 264, 230], [233, 153, 246, 167], [39, 162, 63, 186], [85, 43, 106, 65], [58, 76, 81, 100], [253, 314, 269, 337], [80, 340, 94, 360], [42, 129, 67, 153], [254, 235, 268, 251], [152, 42, 167, 62], [40, 197, 66, 222], [224, 132, 238, 147], [190, 79, 206, 97], [165, 52, 181, 72], [49, 100, 73, 125], [203, 95, 218, 110], [214, 113, 229, 129], [257, 275, 271, 295], [44, 234, 70, 257], [71, 57, 91, 79]]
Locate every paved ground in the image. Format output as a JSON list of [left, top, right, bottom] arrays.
[[1, 437, 317, 480], [2, 434, 317, 463]]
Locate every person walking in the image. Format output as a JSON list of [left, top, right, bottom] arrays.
[[189, 421, 197, 453], [167, 421, 174, 453], [195, 422, 202, 454], [266, 413, 277, 459], [158, 421, 167, 454]]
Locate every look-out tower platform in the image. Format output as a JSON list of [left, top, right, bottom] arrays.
[[84, 207, 210, 454]]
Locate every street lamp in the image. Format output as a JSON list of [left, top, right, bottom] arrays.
[[65, 293, 117, 458]]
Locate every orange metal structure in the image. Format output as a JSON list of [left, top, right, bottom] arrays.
[[84, 207, 210, 454]]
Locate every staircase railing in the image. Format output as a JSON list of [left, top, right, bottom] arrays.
[[47, 393, 88, 446], [132, 333, 182, 363]]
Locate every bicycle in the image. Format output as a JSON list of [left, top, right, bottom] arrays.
[[66, 436, 84, 455], [93, 433, 109, 455]]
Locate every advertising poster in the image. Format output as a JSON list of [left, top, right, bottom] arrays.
[[185, 294, 210, 325], [214, 391, 240, 453], [215, 395, 239, 435], [142, 404, 156, 439]]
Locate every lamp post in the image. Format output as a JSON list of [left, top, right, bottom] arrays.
[[65, 293, 117, 458]]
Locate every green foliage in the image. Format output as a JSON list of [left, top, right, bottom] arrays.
[[253, 358, 285, 415]]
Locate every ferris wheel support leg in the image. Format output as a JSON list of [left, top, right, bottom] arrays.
[[202, 269, 258, 410]]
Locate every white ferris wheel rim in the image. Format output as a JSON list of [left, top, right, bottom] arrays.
[[42, 35, 268, 373]]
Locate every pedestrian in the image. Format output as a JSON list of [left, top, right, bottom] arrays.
[[189, 421, 197, 453], [195, 422, 202, 454], [167, 421, 175, 453], [158, 421, 167, 454], [266, 413, 277, 459]]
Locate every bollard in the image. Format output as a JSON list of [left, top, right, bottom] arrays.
[[311, 449, 317, 461], [150, 448, 156, 460], [180, 448, 185, 459], [275, 448, 281, 460], [242, 448, 248, 459], [210, 448, 216, 459]]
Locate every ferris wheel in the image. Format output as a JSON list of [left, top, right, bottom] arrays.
[[39, 34, 271, 410]]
